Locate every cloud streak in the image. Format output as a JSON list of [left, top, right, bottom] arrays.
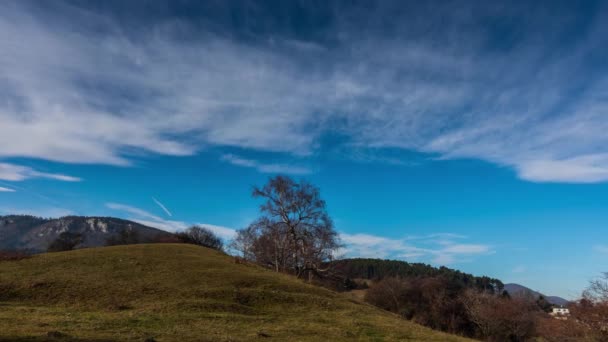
[[221, 154, 312, 175], [0, 187, 15, 192], [0, 163, 80, 182], [105, 202, 236, 240], [152, 197, 172, 217]]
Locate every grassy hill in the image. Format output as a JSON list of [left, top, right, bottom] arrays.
[[0, 244, 472, 342]]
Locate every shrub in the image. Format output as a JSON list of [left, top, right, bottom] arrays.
[[176, 226, 223, 250]]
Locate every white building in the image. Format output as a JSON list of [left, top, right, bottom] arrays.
[[550, 307, 570, 318]]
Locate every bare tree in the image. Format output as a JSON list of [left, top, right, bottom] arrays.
[[570, 273, 608, 340], [461, 289, 538, 341], [585, 272, 608, 303], [176, 226, 223, 250], [232, 175, 340, 281]]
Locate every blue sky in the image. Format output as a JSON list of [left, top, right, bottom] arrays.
[[1, 0, 608, 298]]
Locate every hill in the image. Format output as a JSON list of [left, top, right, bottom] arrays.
[[331, 258, 504, 292], [504, 283, 569, 306], [0, 215, 170, 252], [0, 244, 472, 341]]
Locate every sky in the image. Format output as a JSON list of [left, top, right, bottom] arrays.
[[1, 0, 608, 299]]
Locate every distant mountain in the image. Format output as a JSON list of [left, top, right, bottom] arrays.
[[0, 215, 171, 252], [504, 283, 569, 306]]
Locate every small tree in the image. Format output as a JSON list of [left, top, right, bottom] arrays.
[[47, 232, 83, 252], [176, 226, 223, 250]]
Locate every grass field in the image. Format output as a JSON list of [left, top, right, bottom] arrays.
[[0, 244, 473, 341]]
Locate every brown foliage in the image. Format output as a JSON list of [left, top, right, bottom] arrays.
[[365, 277, 474, 335], [569, 299, 608, 341], [0, 250, 30, 261], [536, 316, 588, 342], [461, 289, 538, 341]]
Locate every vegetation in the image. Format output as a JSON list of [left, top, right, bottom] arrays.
[[362, 273, 608, 341], [47, 232, 83, 252], [330, 258, 504, 292], [0, 244, 472, 341], [232, 176, 340, 281], [175, 225, 223, 250]]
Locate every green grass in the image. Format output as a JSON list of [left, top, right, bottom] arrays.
[[0, 244, 473, 341]]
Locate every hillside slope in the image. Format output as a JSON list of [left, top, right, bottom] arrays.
[[0, 244, 472, 342], [0, 215, 170, 252]]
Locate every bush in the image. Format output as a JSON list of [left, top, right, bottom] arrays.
[[176, 226, 223, 250]]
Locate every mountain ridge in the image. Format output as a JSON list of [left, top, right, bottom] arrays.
[[504, 283, 569, 306], [0, 215, 170, 252]]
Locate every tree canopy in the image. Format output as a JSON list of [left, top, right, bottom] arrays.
[[232, 175, 340, 280]]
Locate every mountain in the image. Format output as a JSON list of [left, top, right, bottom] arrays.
[[0, 215, 171, 252], [504, 283, 569, 306], [0, 244, 472, 341]]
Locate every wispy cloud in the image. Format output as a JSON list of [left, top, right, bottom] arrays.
[[339, 232, 492, 265], [1, 2, 608, 182], [152, 197, 172, 217], [0, 163, 81, 182], [105, 202, 236, 239], [512, 265, 527, 274], [106, 202, 188, 232], [0, 187, 15, 192], [221, 154, 312, 175]]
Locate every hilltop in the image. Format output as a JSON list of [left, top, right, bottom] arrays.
[[0, 215, 170, 252], [330, 258, 504, 292], [0, 244, 472, 341]]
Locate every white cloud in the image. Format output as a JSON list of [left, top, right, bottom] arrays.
[[198, 224, 237, 240], [0, 163, 80, 182], [105, 202, 236, 239], [512, 266, 527, 274], [0, 187, 15, 192], [1, 2, 608, 182], [106, 202, 187, 232], [517, 154, 608, 183], [221, 154, 312, 175], [339, 232, 492, 265]]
